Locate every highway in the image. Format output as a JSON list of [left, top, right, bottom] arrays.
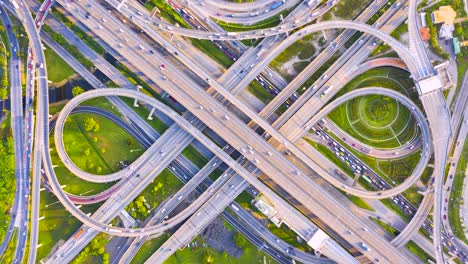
[[95, 0, 423, 199], [57, 1, 424, 260], [0, 6, 29, 263], [50, 1, 358, 262], [10, 0, 51, 263], [183, 0, 302, 24], [46, 89, 353, 263], [31, 10, 308, 263], [54, 0, 446, 260], [10, 0, 460, 262]]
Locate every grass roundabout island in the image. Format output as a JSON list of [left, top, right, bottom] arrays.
[[330, 94, 418, 149]]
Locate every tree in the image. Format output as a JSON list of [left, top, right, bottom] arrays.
[[93, 123, 100, 132], [233, 233, 247, 248], [72, 86, 84, 97], [127, 137, 135, 146], [202, 252, 215, 264], [96, 166, 102, 173], [83, 117, 97, 131], [84, 148, 90, 156]]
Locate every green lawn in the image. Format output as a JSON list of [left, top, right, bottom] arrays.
[[126, 169, 183, 220], [191, 39, 233, 68], [326, 132, 423, 185], [270, 34, 318, 80], [51, 113, 144, 196], [37, 191, 101, 261], [329, 94, 417, 148], [120, 97, 169, 134], [448, 139, 468, 243], [332, 0, 372, 19], [131, 234, 170, 264], [0, 228, 17, 263], [164, 236, 277, 264], [44, 44, 76, 83], [182, 145, 209, 169], [217, 6, 295, 32], [371, 218, 400, 237], [371, 217, 434, 263], [247, 80, 274, 104], [407, 240, 435, 264], [267, 223, 313, 252]]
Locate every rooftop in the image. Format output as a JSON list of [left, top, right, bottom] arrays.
[[417, 75, 443, 94], [419, 27, 430, 41], [432, 6, 456, 24]]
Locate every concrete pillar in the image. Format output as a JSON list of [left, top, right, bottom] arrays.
[[352, 173, 361, 187], [134, 85, 141, 107], [170, 33, 174, 42], [148, 107, 155, 120], [117, 0, 127, 10]]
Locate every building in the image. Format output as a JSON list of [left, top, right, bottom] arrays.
[[453, 38, 461, 55], [431, 6, 456, 25], [419, 27, 430, 41], [439, 23, 455, 40]]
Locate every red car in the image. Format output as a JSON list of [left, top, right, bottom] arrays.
[[159, 64, 166, 71]]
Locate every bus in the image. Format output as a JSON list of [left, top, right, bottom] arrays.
[[362, 175, 372, 184]]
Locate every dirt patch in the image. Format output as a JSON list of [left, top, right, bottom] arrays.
[[200, 217, 243, 258]]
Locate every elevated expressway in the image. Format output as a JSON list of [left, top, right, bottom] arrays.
[[52, 0, 450, 260], [179, 0, 303, 25], [10, 0, 51, 263], [50, 1, 428, 262], [27, 8, 320, 263], [48, 1, 354, 262], [23, 0, 452, 264], [0, 6, 29, 262], [47, 89, 355, 264], [406, 0, 451, 262], [100, 0, 421, 199]]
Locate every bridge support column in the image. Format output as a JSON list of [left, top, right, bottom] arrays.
[[352, 173, 361, 186], [148, 107, 155, 120], [117, 0, 127, 10], [134, 85, 141, 107]]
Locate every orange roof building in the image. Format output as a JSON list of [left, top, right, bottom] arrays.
[[431, 6, 456, 24], [419, 27, 430, 41]]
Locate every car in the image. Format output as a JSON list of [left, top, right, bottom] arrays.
[[162, 75, 167, 80], [159, 64, 166, 70], [216, 12, 222, 16], [101, 18, 106, 22], [206, 78, 211, 83], [359, 242, 370, 251]]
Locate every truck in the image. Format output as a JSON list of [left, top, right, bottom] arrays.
[[306, 0, 316, 7], [256, 48, 266, 57], [73, 229, 84, 239], [271, 1, 283, 10], [320, 85, 332, 98], [227, 32, 238, 36], [231, 204, 240, 211]]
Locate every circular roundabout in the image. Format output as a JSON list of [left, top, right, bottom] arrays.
[[336, 94, 419, 148]]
